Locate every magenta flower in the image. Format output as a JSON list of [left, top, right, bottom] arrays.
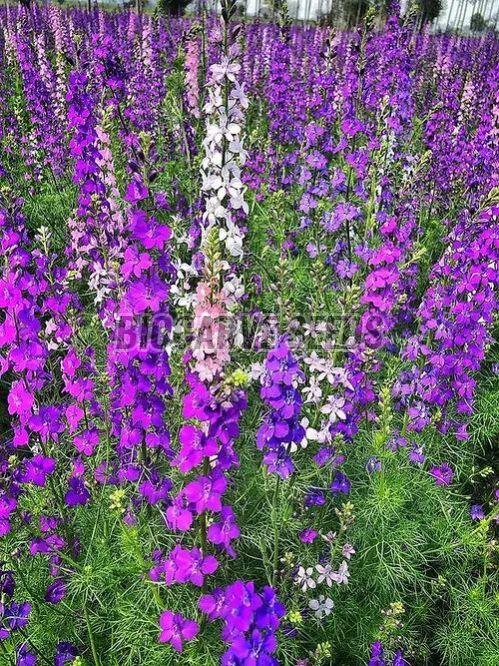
[[166, 498, 193, 532], [173, 424, 216, 474], [161, 546, 218, 588], [7, 380, 34, 417], [0, 495, 17, 537], [73, 428, 100, 456], [299, 528, 318, 544], [28, 406, 64, 442], [183, 474, 227, 515]]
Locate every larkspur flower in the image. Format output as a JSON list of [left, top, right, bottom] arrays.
[[315, 563, 335, 587], [54, 643, 79, 666], [158, 611, 199, 653], [331, 560, 350, 585], [295, 566, 316, 592], [369, 641, 385, 666], [470, 504, 485, 521], [331, 472, 351, 495], [429, 463, 454, 487], [299, 529, 318, 544], [309, 595, 334, 619], [342, 543, 355, 559], [257, 337, 305, 478]]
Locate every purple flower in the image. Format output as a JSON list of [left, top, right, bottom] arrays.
[[207, 506, 241, 557], [45, 579, 66, 604], [73, 428, 100, 456], [330, 472, 351, 495], [0, 495, 17, 537], [408, 444, 425, 465], [158, 611, 199, 653], [199, 580, 285, 664], [7, 381, 34, 417], [28, 406, 64, 443], [304, 489, 326, 507], [16, 644, 36, 666], [64, 478, 90, 506], [470, 504, 485, 521], [160, 546, 218, 588], [257, 338, 304, 478], [5, 602, 31, 630], [299, 529, 318, 544], [54, 643, 79, 666], [369, 641, 385, 666], [20, 455, 56, 487], [166, 498, 193, 532], [0, 571, 15, 598], [366, 457, 382, 474], [183, 474, 227, 515], [429, 463, 454, 486], [392, 650, 409, 665]]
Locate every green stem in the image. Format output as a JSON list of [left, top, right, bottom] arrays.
[[199, 457, 211, 560], [272, 475, 282, 587], [400, 411, 409, 437], [84, 602, 101, 666], [17, 629, 52, 666], [148, 580, 164, 609]]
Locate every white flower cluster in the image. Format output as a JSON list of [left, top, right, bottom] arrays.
[[295, 549, 354, 591], [298, 351, 354, 447], [201, 47, 249, 259]]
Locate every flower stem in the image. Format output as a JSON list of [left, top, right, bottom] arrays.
[[84, 602, 101, 666], [199, 455, 210, 552], [272, 475, 282, 587]]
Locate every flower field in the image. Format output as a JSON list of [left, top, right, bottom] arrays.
[[0, 2, 498, 665]]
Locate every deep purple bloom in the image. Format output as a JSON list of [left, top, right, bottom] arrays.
[[369, 641, 385, 666], [299, 529, 318, 544], [207, 506, 241, 557], [330, 472, 351, 495], [16, 644, 36, 666], [45, 579, 67, 604], [54, 643, 79, 666], [5, 602, 31, 630], [392, 650, 409, 665], [64, 478, 90, 506], [429, 463, 454, 487], [20, 455, 56, 487]]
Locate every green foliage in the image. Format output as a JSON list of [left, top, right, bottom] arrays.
[[418, 0, 443, 24], [470, 12, 488, 32], [157, 0, 191, 16], [0, 15, 497, 666]]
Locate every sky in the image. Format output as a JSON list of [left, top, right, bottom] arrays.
[[242, 0, 499, 27]]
